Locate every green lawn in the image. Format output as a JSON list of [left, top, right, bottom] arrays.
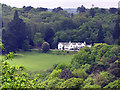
[[9, 51, 73, 72]]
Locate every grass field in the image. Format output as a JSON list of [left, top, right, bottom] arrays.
[[9, 51, 73, 72]]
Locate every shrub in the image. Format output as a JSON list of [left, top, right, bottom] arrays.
[[60, 78, 83, 88], [80, 64, 91, 74], [48, 69, 62, 79], [104, 80, 120, 88], [1, 52, 41, 88], [94, 71, 115, 87], [41, 42, 50, 52], [59, 69, 73, 80], [72, 69, 88, 79], [82, 77, 96, 87], [83, 84, 101, 88], [82, 77, 101, 88], [55, 63, 67, 70], [40, 77, 65, 88], [71, 46, 95, 66]]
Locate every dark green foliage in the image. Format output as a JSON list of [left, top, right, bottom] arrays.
[[33, 33, 44, 47], [23, 6, 33, 11], [108, 61, 120, 77], [41, 42, 50, 52], [109, 8, 118, 14], [59, 69, 73, 80], [22, 40, 30, 51], [52, 7, 63, 12], [96, 25, 104, 43], [2, 5, 119, 52], [3, 10, 28, 53], [89, 8, 95, 17], [77, 5, 86, 13], [44, 28, 54, 48], [36, 7, 48, 12], [112, 20, 120, 44]]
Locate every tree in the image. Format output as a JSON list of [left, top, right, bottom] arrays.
[[77, 5, 86, 13], [112, 20, 119, 44], [89, 8, 95, 17], [96, 25, 104, 43], [33, 33, 44, 47], [41, 42, 50, 52], [36, 7, 48, 12], [109, 8, 118, 14], [52, 7, 63, 12], [4, 10, 28, 52], [44, 28, 54, 48]]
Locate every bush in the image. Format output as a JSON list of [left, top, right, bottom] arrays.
[[48, 69, 62, 79], [55, 63, 67, 70], [94, 71, 115, 87], [72, 69, 88, 79], [59, 69, 73, 80], [103, 80, 120, 88], [1, 52, 41, 88], [82, 77, 101, 88], [40, 77, 65, 88], [83, 84, 101, 88], [60, 78, 83, 88], [71, 46, 95, 66], [41, 42, 50, 52], [80, 64, 91, 73]]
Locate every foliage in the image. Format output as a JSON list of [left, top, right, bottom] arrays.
[[55, 63, 67, 70], [72, 69, 88, 79], [82, 77, 97, 88], [2, 4, 118, 52], [80, 64, 91, 72], [96, 25, 104, 43], [1, 52, 41, 88], [71, 46, 95, 66], [83, 84, 101, 88], [59, 69, 73, 80], [60, 78, 83, 88], [22, 40, 30, 51], [33, 33, 44, 47], [41, 42, 50, 52], [40, 77, 65, 88], [103, 80, 120, 88], [94, 71, 115, 87], [48, 69, 62, 79], [2, 10, 28, 53]]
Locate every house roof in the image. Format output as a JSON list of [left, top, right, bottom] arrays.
[[58, 41, 83, 46]]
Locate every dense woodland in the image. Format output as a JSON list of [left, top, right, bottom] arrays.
[[0, 4, 120, 89], [1, 4, 120, 53]]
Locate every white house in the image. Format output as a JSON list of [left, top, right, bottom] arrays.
[[58, 41, 91, 50]]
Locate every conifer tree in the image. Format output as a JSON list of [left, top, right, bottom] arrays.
[[4, 10, 27, 52], [96, 25, 104, 43]]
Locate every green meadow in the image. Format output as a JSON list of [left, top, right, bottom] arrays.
[[9, 51, 73, 72]]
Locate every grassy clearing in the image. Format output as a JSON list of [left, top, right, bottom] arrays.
[[9, 51, 73, 72]]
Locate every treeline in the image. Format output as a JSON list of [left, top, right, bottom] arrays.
[[1, 43, 120, 88], [1, 4, 120, 52]]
